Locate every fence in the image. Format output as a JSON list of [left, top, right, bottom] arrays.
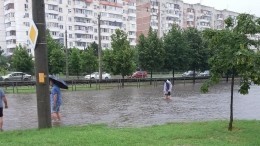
[[0, 76, 214, 94]]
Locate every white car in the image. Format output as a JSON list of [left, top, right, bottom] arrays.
[[199, 70, 210, 77], [84, 72, 111, 80], [2, 72, 32, 81]]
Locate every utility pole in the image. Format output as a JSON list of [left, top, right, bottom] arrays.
[[65, 28, 68, 79], [98, 14, 102, 81], [32, 0, 52, 128]]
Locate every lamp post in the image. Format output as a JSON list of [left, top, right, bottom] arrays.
[[65, 9, 70, 79], [98, 13, 102, 81], [65, 28, 68, 79]]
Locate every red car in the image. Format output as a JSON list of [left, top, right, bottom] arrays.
[[131, 71, 148, 78]]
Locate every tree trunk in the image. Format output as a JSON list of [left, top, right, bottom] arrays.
[[122, 76, 124, 88], [228, 71, 234, 131], [193, 68, 196, 84], [150, 70, 153, 85], [172, 69, 175, 84], [226, 73, 229, 82]]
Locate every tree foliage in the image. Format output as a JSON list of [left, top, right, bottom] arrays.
[[163, 24, 188, 77], [88, 41, 99, 57], [201, 13, 260, 131], [0, 50, 9, 74], [80, 48, 98, 74], [10, 45, 34, 74], [137, 27, 165, 78], [103, 29, 135, 79], [69, 48, 81, 77], [46, 30, 65, 75]]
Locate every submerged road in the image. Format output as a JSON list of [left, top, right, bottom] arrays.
[[3, 81, 260, 131]]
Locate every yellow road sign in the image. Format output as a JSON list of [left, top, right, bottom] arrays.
[[28, 19, 38, 49]]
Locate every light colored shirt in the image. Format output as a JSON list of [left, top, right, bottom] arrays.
[[0, 88, 5, 108], [50, 85, 62, 106], [163, 80, 172, 93]]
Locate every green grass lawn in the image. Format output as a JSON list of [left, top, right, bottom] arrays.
[[0, 120, 259, 146]]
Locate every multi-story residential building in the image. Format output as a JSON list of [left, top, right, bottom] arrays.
[[0, 0, 137, 56], [0, 1, 6, 54], [1, 0, 32, 56], [137, 0, 239, 38], [0, 0, 251, 56]]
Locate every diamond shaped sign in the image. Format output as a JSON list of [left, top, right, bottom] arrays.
[[28, 19, 38, 49]]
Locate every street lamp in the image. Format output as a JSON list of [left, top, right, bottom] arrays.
[[98, 13, 102, 81], [65, 8, 71, 79]]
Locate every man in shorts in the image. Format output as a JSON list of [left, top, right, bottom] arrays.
[[163, 79, 173, 100], [0, 88, 8, 131]]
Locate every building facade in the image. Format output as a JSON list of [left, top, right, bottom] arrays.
[[0, 0, 246, 56], [136, 0, 240, 38], [0, 0, 137, 56]]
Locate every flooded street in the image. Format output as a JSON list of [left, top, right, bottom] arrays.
[[3, 81, 260, 131]]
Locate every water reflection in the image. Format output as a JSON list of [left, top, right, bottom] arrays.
[[3, 82, 260, 131]]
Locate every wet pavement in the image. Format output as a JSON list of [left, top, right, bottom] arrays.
[[3, 81, 260, 131]]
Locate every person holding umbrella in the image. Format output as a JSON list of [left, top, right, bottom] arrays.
[[0, 88, 8, 131], [49, 75, 68, 122]]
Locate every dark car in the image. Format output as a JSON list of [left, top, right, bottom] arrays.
[[130, 71, 148, 78]]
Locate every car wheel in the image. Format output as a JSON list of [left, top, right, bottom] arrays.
[[105, 77, 108, 80], [91, 77, 95, 80], [4, 78, 9, 81]]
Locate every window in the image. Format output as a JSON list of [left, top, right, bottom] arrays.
[[23, 22, 30, 26]]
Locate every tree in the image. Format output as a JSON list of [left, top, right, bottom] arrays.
[[183, 28, 207, 84], [80, 48, 98, 74], [103, 29, 135, 86], [88, 41, 99, 57], [49, 47, 65, 75], [0, 50, 9, 74], [201, 13, 260, 131], [137, 27, 165, 80], [46, 30, 65, 74], [10, 45, 34, 74], [163, 24, 188, 80], [69, 48, 81, 78]]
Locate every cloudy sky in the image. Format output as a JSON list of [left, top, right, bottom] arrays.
[[182, 0, 260, 17]]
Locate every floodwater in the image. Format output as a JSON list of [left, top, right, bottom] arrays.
[[3, 81, 260, 131]]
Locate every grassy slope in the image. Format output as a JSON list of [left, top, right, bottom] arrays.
[[0, 120, 259, 146]]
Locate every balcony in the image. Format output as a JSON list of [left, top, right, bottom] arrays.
[[99, 1, 123, 8], [4, 17, 15, 23], [4, 0, 14, 6], [45, 0, 59, 5], [6, 35, 16, 40], [74, 12, 86, 18], [6, 43, 16, 49], [4, 8, 15, 15]]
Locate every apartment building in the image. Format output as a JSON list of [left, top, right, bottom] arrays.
[[0, 0, 137, 56], [0, 1, 6, 53], [45, 0, 137, 49], [1, 0, 32, 56], [136, 0, 239, 38]]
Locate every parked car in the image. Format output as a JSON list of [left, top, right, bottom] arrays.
[[2, 72, 32, 81], [130, 71, 148, 78], [182, 71, 198, 77], [84, 72, 111, 80], [199, 70, 210, 77]]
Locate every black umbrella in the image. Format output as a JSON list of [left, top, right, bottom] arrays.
[[49, 75, 68, 89]]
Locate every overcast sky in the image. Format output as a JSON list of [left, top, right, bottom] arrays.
[[182, 0, 260, 17]]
